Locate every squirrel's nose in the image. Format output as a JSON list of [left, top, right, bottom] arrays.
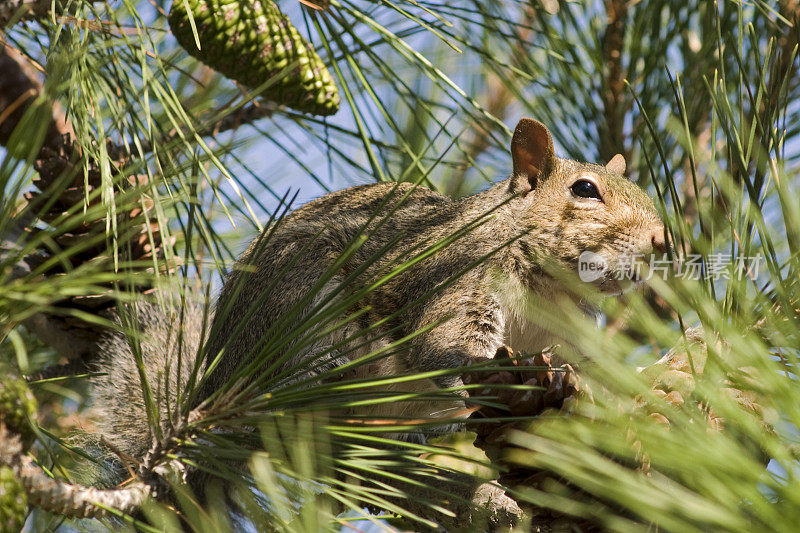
[[650, 228, 668, 254]]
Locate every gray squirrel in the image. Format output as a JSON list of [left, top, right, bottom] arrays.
[[92, 118, 665, 486]]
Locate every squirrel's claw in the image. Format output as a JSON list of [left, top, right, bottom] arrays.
[[465, 345, 586, 438]]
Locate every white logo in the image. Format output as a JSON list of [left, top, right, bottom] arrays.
[[578, 251, 608, 282]]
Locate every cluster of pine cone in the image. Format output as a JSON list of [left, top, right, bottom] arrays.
[[169, 0, 339, 116], [463, 346, 585, 466], [462, 336, 772, 487], [0, 371, 36, 531]]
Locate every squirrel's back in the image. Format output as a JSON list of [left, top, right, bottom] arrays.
[[199, 181, 488, 396], [92, 182, 466, 458]]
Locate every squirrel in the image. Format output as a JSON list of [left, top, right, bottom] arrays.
[[92, 117, 666, 473]]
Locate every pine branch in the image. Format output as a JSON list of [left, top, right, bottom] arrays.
[[599, 0, 629, 163], [0, 45, 72, 155], [106, 101, 277, 161], [778, 0, 800, 69], [765, 0, 800, 127], [0, 0, 103, 27], [0, 44, 172, 360], [0, 422, 152, 518], [443, 5, 535, 197]]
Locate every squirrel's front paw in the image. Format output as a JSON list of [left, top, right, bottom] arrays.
[[508, 346, 589, 414], [463, 345, 587, 438]]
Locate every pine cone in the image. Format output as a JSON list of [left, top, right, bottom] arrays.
[[169, 0, 340, 116], [0, 466, 27, 532], [0, 371, 37, 444], [636, 327, 772, 429], [463, 346, 589, 485]]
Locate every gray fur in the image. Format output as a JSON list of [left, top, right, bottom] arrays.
[[93, 301, 203, 458], [93, 119, 665, 462]]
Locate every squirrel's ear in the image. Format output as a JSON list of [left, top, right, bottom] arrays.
[[510, 118, 555, 193], [606, 153, 626, 175]]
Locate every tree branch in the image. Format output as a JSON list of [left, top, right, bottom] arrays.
[[0, 45, 72, 153], [0, 0, 104, 28], [0, 423, 152, 518], [599, 0, 629, 164]]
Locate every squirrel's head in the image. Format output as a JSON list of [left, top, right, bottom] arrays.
[[508, 118, 667, 294]]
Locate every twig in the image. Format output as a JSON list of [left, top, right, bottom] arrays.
[[0, 45, 72, 154], [0, 0, 104, 27], [599, 0, 629, 164], [106, 101, 276, 160], [0, 422, 152, 518]]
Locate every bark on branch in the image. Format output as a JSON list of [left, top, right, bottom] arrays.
[[0, 423, 152, 518], [0, 0, 104, 28], [0, 46, 72, 154], [599, 0, 629, 164]]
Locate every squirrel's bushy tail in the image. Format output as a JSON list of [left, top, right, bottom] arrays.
[[91, 301, 205, 461]]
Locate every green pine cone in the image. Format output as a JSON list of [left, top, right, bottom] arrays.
[[169, 0, 340, 116], [0, 372, 36, 442], [0, 467, 26, 533]]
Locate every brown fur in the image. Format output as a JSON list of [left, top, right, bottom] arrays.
[[194, 119, 665, 435], [93, 301, 203, 458], [94, 119, 664, 453], [90, 119, 666, 525]]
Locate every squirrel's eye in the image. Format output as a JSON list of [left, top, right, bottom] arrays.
[[570, 180, 602, 200]]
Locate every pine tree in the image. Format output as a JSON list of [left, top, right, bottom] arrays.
[[0, 0, 798, 530]]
